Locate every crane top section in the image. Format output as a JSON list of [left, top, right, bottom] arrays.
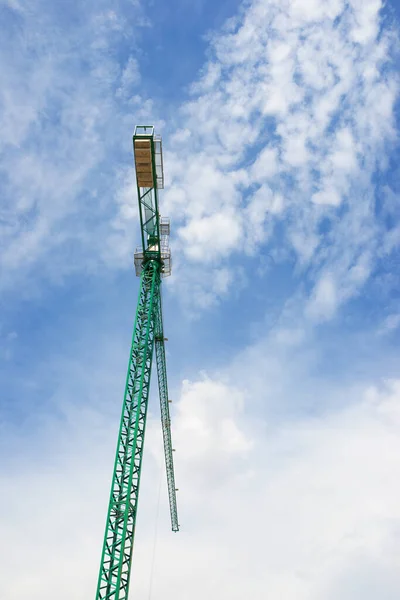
[[133, 126, 171, 278], [133, 125, 164, 189]]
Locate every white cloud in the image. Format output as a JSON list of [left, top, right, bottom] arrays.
[[312, 188, 342, 207], [149, 375, 400, 600], [0, 0, 397, 318], [173, 378, 252, 480], [284, 136, 310, 167], [2, 351, 400, 600], [307, 247, 372, 322], [307, 272, 338, 320], [250, 147, 279, 182], [378, 313, 400, 336], [116, 56, 141, 98], [178, 210, 242, 262], [1, 2, 400, 599], [156, 0, 398, 312], [0, 0, 149, 290], [168, 263, 239, 313]]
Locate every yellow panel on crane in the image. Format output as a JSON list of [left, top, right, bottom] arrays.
[[134, 139, 154, 188]]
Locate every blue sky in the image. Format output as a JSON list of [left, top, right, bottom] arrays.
[[2, 0, 400, 598]]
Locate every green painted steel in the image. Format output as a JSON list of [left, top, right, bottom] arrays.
[[154, 290, 179, 532], [95, 126, 179, 600], [133, 132, 161, 259], [95, 261, 160, 600]]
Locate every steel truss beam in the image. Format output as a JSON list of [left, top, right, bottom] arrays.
[[96, 260, 160, 600]]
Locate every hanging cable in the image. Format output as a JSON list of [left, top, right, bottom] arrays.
[[148, 467, 163, 600]]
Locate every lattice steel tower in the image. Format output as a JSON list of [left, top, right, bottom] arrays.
[[95, 126, 179, 600]]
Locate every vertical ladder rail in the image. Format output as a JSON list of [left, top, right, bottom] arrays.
[[154, 290, 179, 532]]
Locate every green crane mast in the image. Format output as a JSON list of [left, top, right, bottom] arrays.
[[95, 126, 179, 600]]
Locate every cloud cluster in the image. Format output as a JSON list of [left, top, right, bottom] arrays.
[[1, 2, 399, 599], [162, 0, 398, 314], [0, 1, 152, 290], [2, 352, 400, 600], [155, 375, 400, 600], [1, 0, 397, 319]]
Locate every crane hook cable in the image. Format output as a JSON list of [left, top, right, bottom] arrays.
[[148, 466, 163, 600]]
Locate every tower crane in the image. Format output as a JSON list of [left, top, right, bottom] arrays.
[[95, 126, 179, 600]]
